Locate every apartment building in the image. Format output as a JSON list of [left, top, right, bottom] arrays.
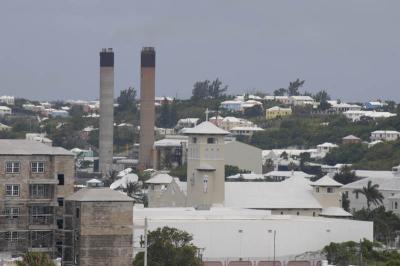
[[0, 139, 74, 258]]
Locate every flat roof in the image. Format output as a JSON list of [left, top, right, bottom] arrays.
[[0, 139, 73, 156], [66, 188, 134, 202]]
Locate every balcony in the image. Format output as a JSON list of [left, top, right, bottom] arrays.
[[29, 184, 55, 201], [28, 206, 55, 229]]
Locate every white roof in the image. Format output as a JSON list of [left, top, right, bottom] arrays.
[[312, 175, 342, 187], [183, 121, 229, 135], [178, 118, 199, 123], [230, 126, 264, 131], [342, 135, 360, 140], [226, 173, 264, 180], [264, 171, 314, 179], [225, 176, 322, 209], [267, 106, 291, 111], [110, 173, 139, 190], [154, 136, 188, 147], [371, 130, 400, 134], [145, 173, 174, 184], [317, 142, 338, 148], [0, 106, 11, 110], [320, 207, 352, 217], [342, 171, 400, 191], [290, 96, 314, 101], [66, 188, 134, 202], [0, 140, 72, 155], [87, 178, 102, 184], [220, 100, 242, 105]]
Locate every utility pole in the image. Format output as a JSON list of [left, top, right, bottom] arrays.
[[144, 217, 148, 266]]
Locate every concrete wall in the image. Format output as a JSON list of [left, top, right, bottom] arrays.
[[225, 141, 262, 174], [312, 187, 341, 208], [76, 201, 133, 266]]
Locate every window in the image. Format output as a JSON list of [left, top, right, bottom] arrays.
[[76, 208, 80, 218], [57, 219, 63, 230], [316, 187, 320, 193], [297, 212, 300, 216], [58, 197, 64, 207], [58, 174, 65, 185], [31, 162, 44, 173], [355, 192, 359, 199], [396, 202, 398, 210], [192, 137, 197, 144], [6, 162, 20, 174], [313, 212, 316, 217], [5, 232, 18, 242], [5, 185, 20, 197], [327, 187, 334, 193], [30, 184, 52, 199], [5, 207, 20, 219], [207, 138, 215, 144], [280, 212, 283, 215]]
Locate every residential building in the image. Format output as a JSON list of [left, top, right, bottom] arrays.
[[264, 170, 314, 182], [316, 142, 338, 155], [341, 167, 400, 212], [289, 96, 316, 106], [209, 116, 254, 131], [51, 110, 69, 118], [342, 135, 361, 144], [327, 101, 361, 113], [370, 130, 400, 142], [25, 133, 53, 146], [175, 118, 199, 131], [0, 106, 11, 116], [343, 110, 396, 121], [62, 188, 134, 265], [155, 96, 173, 106], [274, 95, 291, 105], [0, 139, 74, 258], [220, 100, 243, 112], [0, 96, 15, 106], [266, 106, 292, 120], [230, 126, 264, 137], [364, 101, 385, 110]]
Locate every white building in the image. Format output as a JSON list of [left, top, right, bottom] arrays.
[[0, 106, 11, 116], [0, 95, 15, 105], [317, 142, 338, 155], [209, 116, 254, 131], [230, 126, 264, 137], [343, 110, 396, 121], [289, 96, 316, 106], [25, 133, 53, 146], [370, 130, 400, 142], [264, 170, 314, 182], [327, 101, 361, 113], [134, 207, 372, 262], [220, 100, 243, 112], [341, 167, 400, 211], [176, 118, 199, 130], [225, 140, 263, 174]]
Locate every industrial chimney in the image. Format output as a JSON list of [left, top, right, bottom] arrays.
[[99, 48, 114, 176], [138, 47, 156, 170]]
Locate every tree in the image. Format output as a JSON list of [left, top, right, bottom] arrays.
[[244, 105, 263, 118], [191, 79, 228, 101], [208, 78, 228, 99], [341, 193, 350, 212], [333, 166, 359, 185], [273, 88, 287, 96], [225, 165, 251, 178], [133, 227, 202, 266], [16, 252, 56, 266], [125, 181, 146, 204], [117, 87, 137, 112], [287, 79, 305, 96], [314, 90, 332, 111], [353, 181, 384, 209]]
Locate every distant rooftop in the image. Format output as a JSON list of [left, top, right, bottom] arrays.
[[66, 188, 134, 202], [0, 139, 73, 155], [183, 121, 229, 135]]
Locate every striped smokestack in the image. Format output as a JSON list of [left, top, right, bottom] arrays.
[[138, 47, 155, 170], [99, 48, 114, 175]]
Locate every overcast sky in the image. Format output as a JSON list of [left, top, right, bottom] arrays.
[[0, 1, 399, 102]]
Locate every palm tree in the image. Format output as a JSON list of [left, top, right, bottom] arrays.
[[353, 181, 384, 209], [16, 252, 56, 266]]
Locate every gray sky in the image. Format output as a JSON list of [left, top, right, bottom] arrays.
[[1, 0, 400, 102]]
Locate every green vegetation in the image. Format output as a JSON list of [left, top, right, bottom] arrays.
[[323, 239, 400, 266], [225, 165, 251, 178], [16, 252, 56, 266], [133, 227, 202, 266], [353, 181, 384, 210]]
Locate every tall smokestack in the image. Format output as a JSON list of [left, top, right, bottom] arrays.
[[138, 47, 155, 170], [99, 48, 114, 175]]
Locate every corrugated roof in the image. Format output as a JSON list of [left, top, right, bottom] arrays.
[[66, 188, 134, 202], [0, 139, 73, 155]]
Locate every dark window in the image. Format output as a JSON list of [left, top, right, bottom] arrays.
[[207, 138, 215, 144], [58, 174, 64, 185], [297, 212, 300, 216], [327, 187, 334, 193], [57, 219, 63, 229], [76, 208, 80, 218], [192, 137, 197, 144], [58, 197, 64, 207]]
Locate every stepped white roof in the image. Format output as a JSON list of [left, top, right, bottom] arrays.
[[312, 175, 342, 187], [183, 121, 229, 135], [320, 207, 352, 217], [225, 176, 322, 209]]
